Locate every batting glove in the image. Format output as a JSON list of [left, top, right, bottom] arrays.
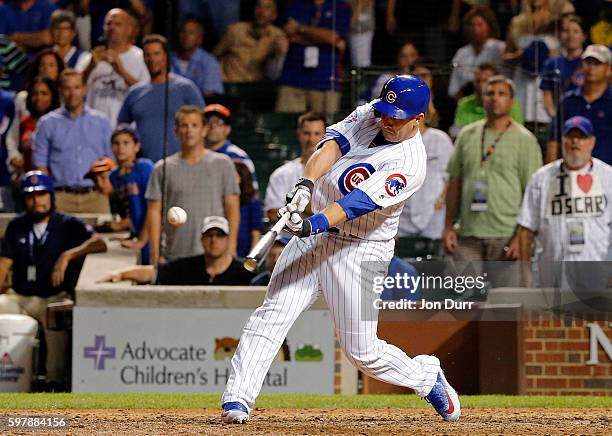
[[284, 178, 314, 214], [282, 207, 332, 239], [281, 204, 309, 237]]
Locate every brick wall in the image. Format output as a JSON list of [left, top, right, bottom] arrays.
[[524, 313, 612, 395]]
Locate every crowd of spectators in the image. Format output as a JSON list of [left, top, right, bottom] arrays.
[[0, 0, 610, 391]]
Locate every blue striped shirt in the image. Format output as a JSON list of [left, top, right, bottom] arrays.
[[33, 106, 113, 188]]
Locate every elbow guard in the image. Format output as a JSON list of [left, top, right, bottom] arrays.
[[337, 189, 380, 220], [317, 129, 351, 155]]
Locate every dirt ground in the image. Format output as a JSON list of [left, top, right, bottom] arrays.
[[3, 408, 611, 435]]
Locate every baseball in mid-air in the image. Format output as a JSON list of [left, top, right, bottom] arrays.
[[167, 206, 187, 226]]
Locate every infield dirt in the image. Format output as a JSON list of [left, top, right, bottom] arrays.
[[4, 408, 611, 435]]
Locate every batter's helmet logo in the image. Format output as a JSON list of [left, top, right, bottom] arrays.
[[385, 91, 397, 103], [385, 173, 407, 197], [338, 163, 376, 195], [30, 174, 38, 184]]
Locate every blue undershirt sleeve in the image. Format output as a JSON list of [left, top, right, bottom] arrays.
[[316, 129, 351, 155], [336, 188, 380, 220]]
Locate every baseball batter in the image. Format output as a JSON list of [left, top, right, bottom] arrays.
[[221, 75, 461, 423]]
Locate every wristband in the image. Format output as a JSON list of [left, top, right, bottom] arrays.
[[296, 177, 314, 193], [306, 213, 329, 236]]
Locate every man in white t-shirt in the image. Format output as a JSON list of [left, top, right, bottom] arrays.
[[82, 8, 149, 127], [264, 111, 326, 222], [518, 116, 612, 287], [398, 112, 453, 241]]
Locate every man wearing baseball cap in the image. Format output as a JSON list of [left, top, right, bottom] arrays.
[[547, 44, 612, 165], [519, 115, 612, 287], [204, 104, 258, 188], [0, 171, 107, 391], [97, 216, 255, 285]]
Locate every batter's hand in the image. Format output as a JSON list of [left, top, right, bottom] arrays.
[[284, 178, 314, 214], [281, 204, 312, 237]]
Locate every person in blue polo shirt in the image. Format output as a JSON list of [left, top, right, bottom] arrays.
[[171, 16, 224, 98], [0, 171, 107, 390], [1, 0, 58, 53], [547, 44, 612, 165], [275, 0, 352, 117]]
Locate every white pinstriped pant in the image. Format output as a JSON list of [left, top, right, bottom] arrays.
[[222, 232, 440, 409]]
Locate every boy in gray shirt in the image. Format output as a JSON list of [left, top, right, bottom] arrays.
[[144, 105, 240, 262]]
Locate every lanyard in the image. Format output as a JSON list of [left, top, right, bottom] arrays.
[[28, 228, 49, 261], [480, 120, 512, 165]]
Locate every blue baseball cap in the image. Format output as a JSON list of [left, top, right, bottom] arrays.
[[563, 116, 594, 137]]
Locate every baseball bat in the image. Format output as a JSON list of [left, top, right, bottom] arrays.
[[243, 212, 291, 272]]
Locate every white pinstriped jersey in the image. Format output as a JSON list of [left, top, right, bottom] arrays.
[[311, 103, 427, 241]]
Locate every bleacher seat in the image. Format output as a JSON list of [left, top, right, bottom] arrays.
[[231, 110, 257, 131], [268, 130, 299, 148], [255, 112, 301, 131], [254, 157, 287, 198], [221, 82, 278, 112]]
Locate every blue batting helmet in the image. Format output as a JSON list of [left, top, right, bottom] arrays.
[[21, 170, 55, 200], [372, 75, 430, 119]]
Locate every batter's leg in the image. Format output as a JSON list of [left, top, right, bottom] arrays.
[[319, 235, 440, 397], [222, 235, 321, 411]]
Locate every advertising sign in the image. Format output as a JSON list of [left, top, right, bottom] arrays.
[[73, 307, 335, 393]]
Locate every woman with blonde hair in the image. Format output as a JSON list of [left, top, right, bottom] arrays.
[[448, 5, 505, 99]]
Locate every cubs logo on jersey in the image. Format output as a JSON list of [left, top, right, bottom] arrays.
[[569, 67, 584, 89], [385, 173, 407, 197], [338, 163, 376, 195]]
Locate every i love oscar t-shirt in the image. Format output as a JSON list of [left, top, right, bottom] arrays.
[[518, 158, 612, 261]]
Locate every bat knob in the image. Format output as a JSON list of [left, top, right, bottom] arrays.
[[243, 257, 258, 272]]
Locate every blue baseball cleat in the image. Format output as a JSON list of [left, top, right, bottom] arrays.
[[425, 370, 461, 422], [221, 401, 249, 424]]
